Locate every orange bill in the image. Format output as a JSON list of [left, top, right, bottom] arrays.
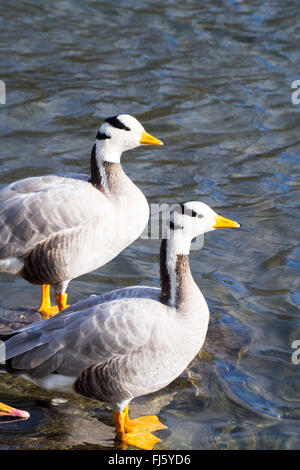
[[213, 214, 241, 229], [139, 130, 164, 146], [0, 401, 30, 420]]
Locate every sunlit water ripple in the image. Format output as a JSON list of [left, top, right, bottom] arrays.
[[0, 0, 299, 450]]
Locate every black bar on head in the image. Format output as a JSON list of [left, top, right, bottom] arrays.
[[105, 116, 130, 131]]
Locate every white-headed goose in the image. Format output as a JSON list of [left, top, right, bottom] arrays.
[[0, 202, 240, 450], [0, 115, 163, 319]]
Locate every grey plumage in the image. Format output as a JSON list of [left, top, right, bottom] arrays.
[[0, 170, 148, 287], [0, 175, 90, 258], [1, 293, 204, 402]]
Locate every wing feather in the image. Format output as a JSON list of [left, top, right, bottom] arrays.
[[0, 174, 109, 259], [3, 298, 165, 380]]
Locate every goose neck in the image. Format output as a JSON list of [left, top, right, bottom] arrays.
[[90, 141, 123, 195], [160, 236, 196, 310]]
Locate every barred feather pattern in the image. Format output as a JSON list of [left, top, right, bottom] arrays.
[[74, 359, 132, 404]]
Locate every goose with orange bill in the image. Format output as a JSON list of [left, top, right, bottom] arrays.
[[0, 115, 163, 319], [0, 202, 240, 449]]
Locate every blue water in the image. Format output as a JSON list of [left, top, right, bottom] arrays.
[[0, 0, 299, 450]]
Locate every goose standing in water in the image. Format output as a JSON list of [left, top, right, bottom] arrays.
[[0, 202, 240, 449], [0, 115, 163, 319]]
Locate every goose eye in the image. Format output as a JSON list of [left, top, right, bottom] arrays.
[[185, 208, 202, 218]]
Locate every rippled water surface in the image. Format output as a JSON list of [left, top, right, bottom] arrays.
[[0, 0, 299, 450]]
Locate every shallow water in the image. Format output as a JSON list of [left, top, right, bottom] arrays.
[[0, 0, 299, 450]]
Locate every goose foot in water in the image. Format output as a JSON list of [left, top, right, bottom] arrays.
[[113, 406, 165, 450], [124, 404, 167, 433], [38, 284, 69, 319], [0, 402, 30, 422], [117, 430, 162, 451]]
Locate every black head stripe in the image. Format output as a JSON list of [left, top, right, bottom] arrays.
[[105, 116, 131, 131], [181, 204, 203, 219], [96, 131, 111, 140]]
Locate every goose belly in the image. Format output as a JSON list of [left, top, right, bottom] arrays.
[[118, 314, 209, 401]]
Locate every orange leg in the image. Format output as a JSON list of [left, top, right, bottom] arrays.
[[38, 284, 59, 320], [55, 292, 69, 312], [0, 402, 30, 421], [112, 405, 166, 450]]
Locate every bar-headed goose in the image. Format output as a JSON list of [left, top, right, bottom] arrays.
[[0, 202, 240, 449], [0, 115, 163, 319]]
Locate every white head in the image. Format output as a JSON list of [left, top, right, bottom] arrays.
[[94, 114, 164, 163], [167, 201, 241, 254]]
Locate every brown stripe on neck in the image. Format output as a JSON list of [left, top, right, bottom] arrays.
[[89, 144, 122, 192], [174, 254, 190, 309], [159, 238, 191, 308]]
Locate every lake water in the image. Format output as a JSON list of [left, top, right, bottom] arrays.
[[0, 0, 299, 450]]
